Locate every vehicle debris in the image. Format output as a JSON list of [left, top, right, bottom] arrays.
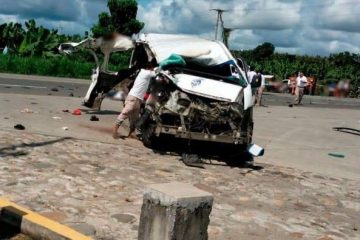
[[52, 116, 62, 120], [90, 115, 99, 121], [20, 108, 34, 113], [333, 127, 360, 136], [72, 108, 82, 115], [69, 93, 74, 97], [62, 126, 69, 131], [51, 87, 59, 92], [328, 152, 345, 158], [248, 144, 265, 157], [14, 124, 25, 130]]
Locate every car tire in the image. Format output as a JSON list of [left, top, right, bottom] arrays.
[[141, 123, 159, 148]]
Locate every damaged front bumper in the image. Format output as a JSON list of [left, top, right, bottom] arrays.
[[155, 125, 250, 145]]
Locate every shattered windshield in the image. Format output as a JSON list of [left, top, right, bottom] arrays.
[[159, 55, 247, 86]]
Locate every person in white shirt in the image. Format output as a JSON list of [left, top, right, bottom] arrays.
[[256, 72, 266, 106], [113, 63, 156, 139], [247, 67, 257, 84], [294, 72, 308, 105]]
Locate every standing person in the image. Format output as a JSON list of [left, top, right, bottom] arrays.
[[256, 71, 266, 106], [247, 66, 257, 84], [307, 76, 314, 95], [112, 63, 156, 139], [289, 73, 297, 95], [248, 67, 259, 105], [294, 72, 308, 105]]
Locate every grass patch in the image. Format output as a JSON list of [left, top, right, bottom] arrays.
[[0, 55, 95, 79]]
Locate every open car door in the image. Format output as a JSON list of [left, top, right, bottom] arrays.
[[59, 34, 136, 109]]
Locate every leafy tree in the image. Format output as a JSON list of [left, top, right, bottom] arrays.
[[233, 42, 360, 97], [18, 19, 60, 57], [92, 0, 144, 38], [253, 42, 275, 60], [91, 12, 115, 38], [0, 22, 24, 52]]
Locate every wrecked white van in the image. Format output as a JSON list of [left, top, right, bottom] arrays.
[[59, 33, 262, 157]]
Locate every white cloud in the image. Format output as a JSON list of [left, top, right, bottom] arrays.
[[0, 0, 359, 56]]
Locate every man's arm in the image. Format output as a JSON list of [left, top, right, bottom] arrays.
[[302, 77, 308, 86]]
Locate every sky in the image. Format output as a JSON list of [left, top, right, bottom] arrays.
[[0, 0, 359, 56]]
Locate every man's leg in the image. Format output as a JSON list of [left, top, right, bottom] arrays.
[[256, 87, 264, 106], [113, 96, 137, 139], [298, 88, 304, 104], [294, 87, 300, 104], [127, 98, 142, 137]]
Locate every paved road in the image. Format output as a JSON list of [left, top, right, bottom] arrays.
[[0, 73, 359, 180], [0, 74, 359, 239], [262, 92, 360, 109], [0, 74, 89, 98], [1, 73, 359, 110]]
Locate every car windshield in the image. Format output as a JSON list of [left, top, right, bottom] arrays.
[[178, 57, 247, 86]]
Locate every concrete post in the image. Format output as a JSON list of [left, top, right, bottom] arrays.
[[138, 182, 213, 240]]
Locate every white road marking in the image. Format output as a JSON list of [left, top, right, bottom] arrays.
[[0, 83, 47, 89]]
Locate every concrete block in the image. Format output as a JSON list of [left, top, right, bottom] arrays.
[[138, 182, 213, 240]]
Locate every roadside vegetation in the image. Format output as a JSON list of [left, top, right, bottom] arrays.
[[0, 0, 359, 97], [233, 43, 360, 97]]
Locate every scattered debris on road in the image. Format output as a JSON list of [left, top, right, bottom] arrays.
[[62, 109, 70, 113], [20, 108, 34, 113], [62, 126, 69, 131], [328, 152, 345, 158], [90, 115, 99, 121], [52, 116, 62, 120], [72, 108, 82, 115], [69, 93, 74, 97], [14, 124, 25, 130], [50, 88, 59, 92], [333, 127, 360, 136]]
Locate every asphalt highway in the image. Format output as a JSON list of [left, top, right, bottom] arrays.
[[0, 73, 359, 109], [0, 75, 89, 98]]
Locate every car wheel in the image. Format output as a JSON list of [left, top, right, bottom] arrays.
[[141, 123, 158, 148]]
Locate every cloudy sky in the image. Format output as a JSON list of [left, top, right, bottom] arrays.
[[1, 0, 359, 56]]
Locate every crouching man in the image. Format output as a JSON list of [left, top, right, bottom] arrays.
[[112, 62, 156, 139]]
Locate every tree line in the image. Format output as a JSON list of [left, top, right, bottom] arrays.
[[232, 43, 359, 97]]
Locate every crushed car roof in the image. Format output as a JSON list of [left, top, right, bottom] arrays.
[[138, 33, 235, 66]]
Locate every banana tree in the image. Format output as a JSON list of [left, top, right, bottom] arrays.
[[19, 19, 60, 57], [0, 22, 24, 52]]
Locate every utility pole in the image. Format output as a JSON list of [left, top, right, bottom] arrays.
[[211, 9, 227, 41]]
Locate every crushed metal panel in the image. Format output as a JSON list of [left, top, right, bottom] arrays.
[[139, 33, 234, 66], [174, 74, 243, 102], [59, 34, 134, 54]]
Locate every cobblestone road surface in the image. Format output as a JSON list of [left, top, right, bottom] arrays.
[[1, 130, 359, 240]]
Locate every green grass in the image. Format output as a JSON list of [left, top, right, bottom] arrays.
[[0, 55, 96, 79]]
